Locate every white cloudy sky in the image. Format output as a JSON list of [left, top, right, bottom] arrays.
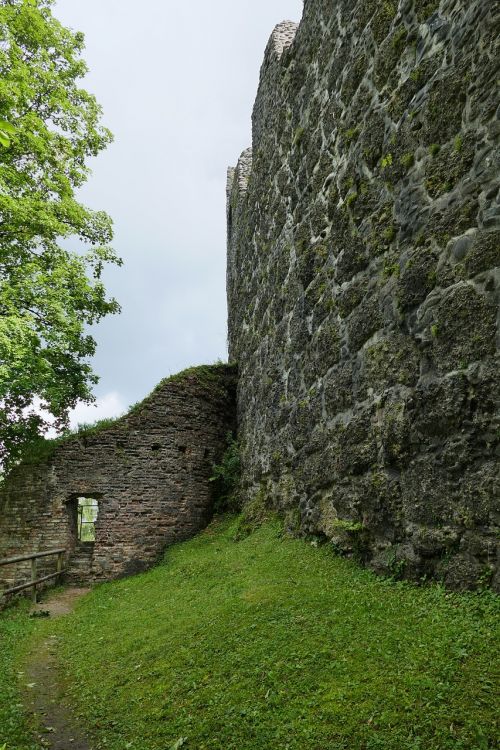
[[51, 0, 303, 427]]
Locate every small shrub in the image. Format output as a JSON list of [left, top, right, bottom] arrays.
[[385, 548, 407, 580], [233, 487, 276, 540], [209, 433, 241, 513]]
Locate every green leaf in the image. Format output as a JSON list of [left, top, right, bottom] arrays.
[[169, 740, 188, 750], [0, 119, 16, 134]]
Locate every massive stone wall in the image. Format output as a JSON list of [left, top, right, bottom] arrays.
[[227, 0, 499, 589], [0, 365, 236, 593]]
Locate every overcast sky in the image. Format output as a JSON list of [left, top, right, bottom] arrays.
[[52, 0, 304, 427]]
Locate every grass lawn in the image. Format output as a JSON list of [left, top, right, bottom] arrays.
[[0, 600, 39, 750], [1, 516, 499, 750]]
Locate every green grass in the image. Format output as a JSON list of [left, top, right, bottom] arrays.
[[1, 517, 499, 750], [0, 600, 39, 750]]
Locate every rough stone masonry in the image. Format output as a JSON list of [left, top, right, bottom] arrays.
[[0, 366, 236, 591], [227, 0, 499, 590]]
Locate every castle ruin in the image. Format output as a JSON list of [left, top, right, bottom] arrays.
[[1, 0, 498, 594]]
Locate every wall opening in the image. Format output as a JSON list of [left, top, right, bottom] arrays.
[[77, 497, 99, 542]]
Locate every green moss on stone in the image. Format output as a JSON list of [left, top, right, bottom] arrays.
[[382, 258, 400, 277], [293, 126, 306, 147], [415, 0, 441, 23], [425, 135, 475, 199], [400, 152, 415, 169], [371, 0, 398, 43], [464, 230, 500, 276]]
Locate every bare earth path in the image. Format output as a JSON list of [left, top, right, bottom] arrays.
[[23, 588, 92, 750]]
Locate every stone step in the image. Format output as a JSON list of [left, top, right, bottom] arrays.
[[66, 544, 95, 583]]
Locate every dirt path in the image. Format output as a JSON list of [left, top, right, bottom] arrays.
[[23, 588, 93, 750]]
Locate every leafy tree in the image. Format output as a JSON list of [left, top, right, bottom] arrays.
[[0, 0, 121, 468]]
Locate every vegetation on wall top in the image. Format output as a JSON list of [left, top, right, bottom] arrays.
[[14, 363, 236, 469]]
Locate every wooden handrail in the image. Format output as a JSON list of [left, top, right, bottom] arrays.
[[0, 548, 66, 567], [0, 548, 67, 602], [4, 570, 63, 596]]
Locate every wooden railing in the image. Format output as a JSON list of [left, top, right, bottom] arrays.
[[0, 548, 66, 603]]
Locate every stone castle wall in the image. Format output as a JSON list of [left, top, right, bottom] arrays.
[[0, 365, 236, 593], [227, 0, 499, 589]]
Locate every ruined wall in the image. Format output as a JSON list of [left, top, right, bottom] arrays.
[[227, 1, 499, 589], [0, 365, 236, 592]]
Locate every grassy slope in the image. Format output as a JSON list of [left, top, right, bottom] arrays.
[[0, 601, 39, 750], [1, 517, 499, 750]]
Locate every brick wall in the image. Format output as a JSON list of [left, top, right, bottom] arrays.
[[0, 365, 236, 593]]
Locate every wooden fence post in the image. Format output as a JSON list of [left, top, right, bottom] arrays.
[[0, 548, 67, 602], [57, 551, 63, 583], [31, 557, 37, 603]]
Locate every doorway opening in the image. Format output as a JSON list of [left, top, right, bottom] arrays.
[[77, 497, 99, 542]]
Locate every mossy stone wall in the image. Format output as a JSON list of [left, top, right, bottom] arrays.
[[227, 1, 499, 589]]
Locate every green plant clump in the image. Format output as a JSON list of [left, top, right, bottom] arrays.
[[2, 518, 498, 750], [345, 191, 358, 208], [400, 151, 415, 169], [209, 432, 241, 513], [381, 153, 393, 169]]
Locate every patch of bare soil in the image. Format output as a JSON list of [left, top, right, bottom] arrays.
[[23, 588, 93, 750]]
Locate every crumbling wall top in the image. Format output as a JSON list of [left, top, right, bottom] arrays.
[[265, 20, 299, 63], [252, 21, 299, 152]]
